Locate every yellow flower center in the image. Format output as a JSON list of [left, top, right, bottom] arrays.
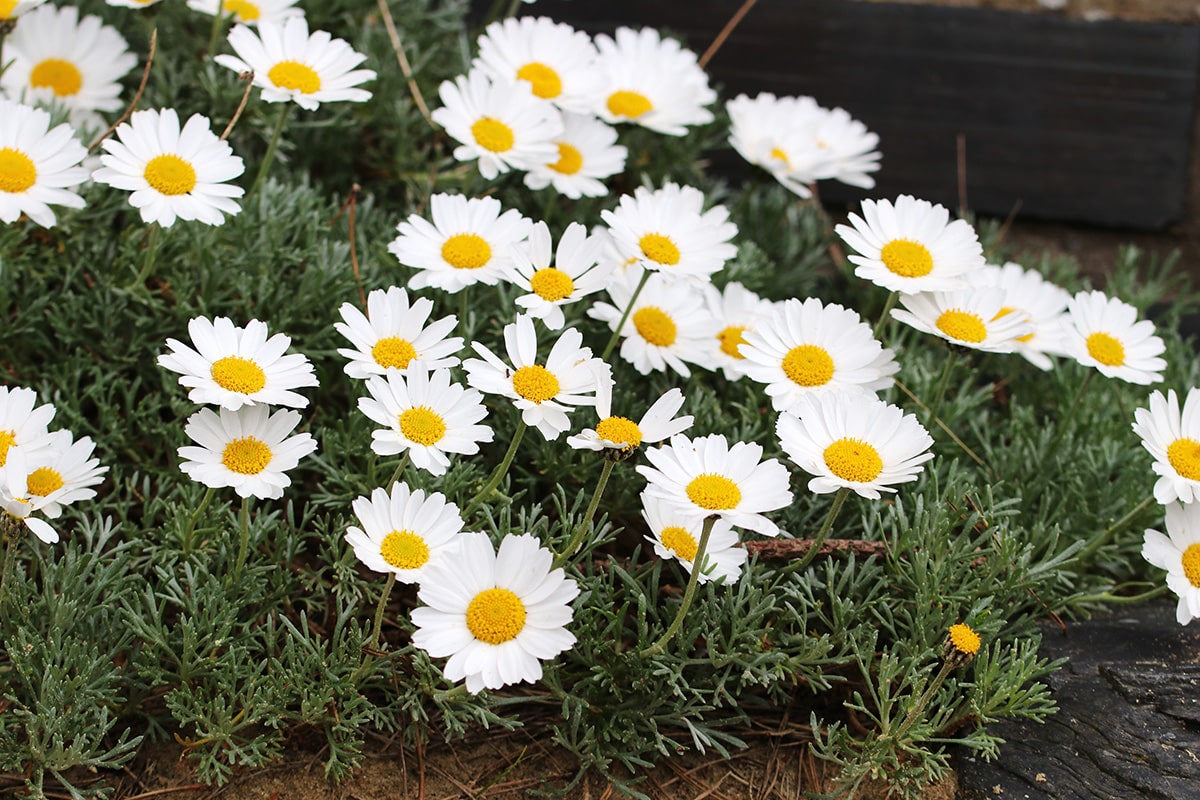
[[660, 525, 698, 561], [823, 438, 884, 483], [398, 406, 447, 446], [465, 587, 527, 645], [515, 61, 562, 99], [144, 154, 198, 196], [1086, 332, 1125, 367], [782, 344, 835, 387], [441, 233, 492, 270], [717, 325, 749, 359], [371, 336, 417, 369], [549, 142, 583, 175], [470, 116, 515, 153], [632, 307, 677, 347], [1183, 544, 1200, 588], [210, 356, 267, 395], [879, 239, 934, 278], [0, 148, 36, 193], [1167, 437, 1200, 481], [529, 267, 574, 301], [638, 233, 681, 266], [222, 0, 260, 21], [26, 467, 63, 497], [606, 89, 653, 119], [935, 309, 988, 344], [595, 416, 642, 450], [0, 1, 17, 18], [769, 147, 790, 166], [379, 529, 430, 570], [268, 60, 321, 94], [511, 364, 559, 403], [0, 430, 15, 466], [221, 436, 273, 475], [685, 473, 742, 511], [948, 623, 981, 655], [30, 58, 83, 97]]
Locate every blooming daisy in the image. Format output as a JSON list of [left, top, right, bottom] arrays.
[[186, 0, 304, 25], [890, 288, 1034, 353], [0, 99, 90, 228], [214, 17, 375, 110], [357, 365, 494, 477], [411, 531, 580, 694], [637, 433, 793, 537], [642, 493, 745, 584], [388, 193, 532, 293], [0, 1, 47, 20], [810, 104, 882, 190], [334, 286, 463, 379], [522, 111, 627, 199], [1061, 290, 1166, 385], [947, 623, 982, 658], [835, 195, 986, 293], [473, 16, 601, 114], [345, 483, 468, 584], [0, 385, 56, 471], [0, 447, 64, 544], [776, 392, 935, 500], [1132, 388, 1200, 505], [507, 221, 610, 330], [726, 93, 827, 198], [9, 429, 107, 520], [92, 108, 246, 228], [1142, 501, 1200, 625], [600, 183, 738, 282], [591, 26, 715, 136], [977, 262, 1071, 370], [702, 282, 777, 381], [431, 67, 562, 180], [739, 297, 898, 412], [157, 316, 319, 410], [567, 387, 693, 456], [463, 314, 610, 441], [178, 404, 317, 499]]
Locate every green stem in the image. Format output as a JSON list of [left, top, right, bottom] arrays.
[[458, 285, 469, 334], [127, 223, 163, 290], [368, 572, 396, 652], [926, 348, 958, 424], [386, 453, 410, 489], [890, 659, 955, 743], [0, 521, 21, 606], [601, 268, 651, 361], [1076, 495, 1156, 564], [206, 4, 230, 59], [233, 496, 252, 580], [872, 290, 899, 340], [640, 515, 717, 657], [1046, 368, 1095, 455], [181, 486, 216, 555], [793, 487, 851, 574], [1076, 584, 1170, 605], [464, 420, 526, 516], [552, 458, 616, 570], [249, 104, 291, 197]]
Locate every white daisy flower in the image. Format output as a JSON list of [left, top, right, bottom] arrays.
[[1062, 290, 1166, 385], [835, 195, 986, 293], [0, 385, 56, 472], [977, 262, 1071, 370], [522, 111, 627, 199], [157, 316, 319, 410], [637, 433, 793, 537], [591, 26, 715, 136], [388, 193, 533, 293], [0, 99, 89, 228], [106, 0, 165, 8], [215, 17, 376, 110], [178, 405, 317, 500], [567, 387, 693, 455], [726, 92, 827, 198], [345, 483, 467, 584], [1133, 388, 1200, 505], [1142, 501, 1200, 625], [0, 1, 48, 21], [92, 108, 246, 228], [703, 282, 778, 381], [890, 288, 1034, 353], [463, 314, 610, 441], [810, 104, 882, 190], [411, 531, 580, 694], [777, 392, 935, 500], [8, 429, 107, 521], [0, 446, 66, 544], [473, 16, 601, 114], [642, 493, 745, 584], [587, 268, 716, 378], [508, 221, 611, 330], [431, 67, 562, 180], [357, 365, 494, 477], [739, 297, 899, 412], [600, 182, 738, 282], [186, 0, 305, 25], [334, 286, 463, 379]]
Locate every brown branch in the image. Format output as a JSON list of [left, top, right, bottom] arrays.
[[745, 537, 890, 561], [220, 71, 255, 141], [123, 786, 208, 800], [330, 183, 367, 308], [90, 28, 157, 153], [699, 0, 758, 69], [376, 0, 435, 129]]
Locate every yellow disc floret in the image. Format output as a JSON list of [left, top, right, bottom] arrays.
[[823, 438, 884, 483], [595, 416, 642, 450], [268, 60, 321, 93], [638, 233, 680, 266], [948, 623, 982, 655], [717, 326, 749, 359], [935, 310, 988, 344], [511, 364, 560, 403], [782, 344, 835, 387], [211, 356, 267, 395], [26, 467, 64, 497], [0, 430, 16, 467], [1168, 437, 1200, 481], [660, 525, 698, 561], [371, 336, 417, 370], [880, 239, 934, 278], [549, 142, 583, 175], [632, 307, 677, 347], [470, 117, 515, 153], [1182, 543, 1200, 588], [399, 406, 447, 446], [516, 62, 562, 99], [144, 154, 198, 196], [441, 233, 492, 270], [379, 529, 430, 570], [529, 267, 575, 301], [685, 473, 741, 511], [0, 148, 36, 194], [607, 90, 653, 119], [30, 58, 83, 97], [222, 0, 261, 21], [1086, 332, 1125, 367], [466, 587, 526, 644], [221, 436, 273, 475]]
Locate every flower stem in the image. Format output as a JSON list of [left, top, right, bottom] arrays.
[[793, 486, 851, 574], [601, 268, 651, 361], [641, 515, 717, 657], [206, 5, 230, 59], [368, 572, 396, 652], [232, 496, 252, 580], [127, 223, 163, 290], [386, 453, 410, 489], [464, 420, 526, 516], [926, 348, 959, 424], [873, 290, 899, 340], [0, 519, 22, 607], [1046, 368, 1095, 455], [552, 458, 616, 570], [1076, 494, 1156, 564], [181, 486, 216, 555], [249, 104, 291, 197], [890, 659, 956, 744]]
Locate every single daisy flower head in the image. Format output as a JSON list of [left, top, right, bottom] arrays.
[[637, 433, 793, 537], [186, 0, 305, 25], [523, 111, 627, 199], [726, 93, 844, 198], [432, 67, 561, 180], [890, 288, 1034, 353], [836, 195, 986, 293], [591, 26, 715, 136], [776, 392, 934, 500], [567, 387, 694, 457], [642, 493, 745, 585], [0, 385, 56, 472], [6, 429, 107, 521], [215, 17, 375, 110], [739, 297, 899, 412], [92, 108, 246, 228], [0, 1, 48, 21], [600, 183, 738, 281], [1132, 388, 1200, 505], [345, 483, 468, 584], [0, 100, 88, 228], [389, 193, 533, 293], [178, 405, 317, 499], [945, 623, 982, 666], [703, 282, 777, 381], [411, 532, 580, 694], [463, 314, 611, 441], [473, 16, 601, 114], [1062, 290, 1166, 385], [977, 262, 1071, 370], [811, 104, 882, 191], [508, 221, 611, 330], [157, 316, 319, 410], [1142, 501, 1200, 625], [357, 366, 494, 477], [0, 446, 65, 544], [106, 0, 166, 7], [334, 286, 463, 379]]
